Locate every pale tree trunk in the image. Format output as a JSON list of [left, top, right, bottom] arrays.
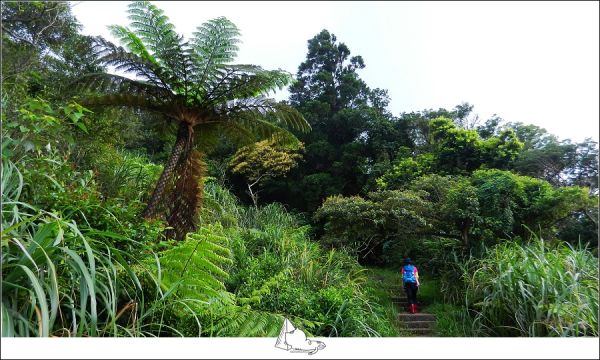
[[246, 174, 264, 209]]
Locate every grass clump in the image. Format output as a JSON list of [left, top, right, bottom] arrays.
[[464, 237, 598, 336]]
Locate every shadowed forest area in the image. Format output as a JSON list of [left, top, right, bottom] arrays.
[[1, 1, 598, 338]]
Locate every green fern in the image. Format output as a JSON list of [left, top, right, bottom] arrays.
[[206, 305, 318, 337], [158, 224, 233, 301], [200, 304, 283, 337]]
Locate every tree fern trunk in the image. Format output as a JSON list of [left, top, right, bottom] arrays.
[[143, 122, 189, 219], [166, 150, 206, 240]]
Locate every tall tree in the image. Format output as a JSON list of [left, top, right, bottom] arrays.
[[267, 30, 400, 211], [78, 1, 309, 239], [1, 1, 98, 102]]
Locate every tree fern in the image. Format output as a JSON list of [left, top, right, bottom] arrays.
[[77, 1, 311, 240]]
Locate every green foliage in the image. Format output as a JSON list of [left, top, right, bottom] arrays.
[[92, 146, 162, 202], [425, 304, 474, 337], [482, 128, 524, 169], [199, 184, 397, 336], [1, 1, 103, 106], [3, 97, 91, 156], [270, 29, 399, 212], [1, 157, 181, 337], [229, 139, 304, 206], [157, 224, 233, 301], [429, 116, 523, 174], [464, 237, 598, 336], [375, 156, 428, 190], [471, 169, 592, 242], [314, 190, 431, 264], [317, 166, 593, 271], [508, 122, 598, 192]]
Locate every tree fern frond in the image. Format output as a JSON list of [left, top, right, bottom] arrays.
[[91, 36, 171, 90], [237, 115, 301, 147], [79, 94, 171, 116], [192, 122, 226, 153], [193, 120, 261, 153], [206, 68, 294, 104], [268, 102, 312, 133], [75, 73, 171, 100], [217, 120, 259, 145], [125, 1, 191, 90], [217, 97, 310, 134], [191, 17, 241, 90], [108, 24, 158, 66]]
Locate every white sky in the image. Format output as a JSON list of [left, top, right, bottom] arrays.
[[71, 1, 599, 143]]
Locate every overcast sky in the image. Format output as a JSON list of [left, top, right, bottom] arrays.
[[71, 1, 599, 143]]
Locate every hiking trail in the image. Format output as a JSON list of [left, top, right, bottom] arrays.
[[387, 285, 436, 336]]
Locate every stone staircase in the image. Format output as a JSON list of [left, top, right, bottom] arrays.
[[388, 287, 436, 336]]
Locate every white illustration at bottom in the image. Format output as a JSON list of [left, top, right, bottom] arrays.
[[275, 318, 326, 355]]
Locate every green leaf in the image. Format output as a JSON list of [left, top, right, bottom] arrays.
[[18, 265, 49, 337]]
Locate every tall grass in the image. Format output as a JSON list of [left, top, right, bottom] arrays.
[[464, 236, 598, 336], [1, 158, 190, 337]]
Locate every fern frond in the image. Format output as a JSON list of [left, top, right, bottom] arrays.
[[216, 97, 310, 134], [126, 1, 191, 91], [79, 94, 171, 116], [90, 36, 170, 90], [191, 17, 241, 90], [206, 68, 294, 104], [158, 224, 233, 300], [211, 306, 283, 337], [76, 73, 171, 100], [108, 24, 159, 66]]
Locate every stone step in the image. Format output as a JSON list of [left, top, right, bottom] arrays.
[[398, 313, 436, 322], [399, 320, 435, 329], [404, 327, 434, 335]]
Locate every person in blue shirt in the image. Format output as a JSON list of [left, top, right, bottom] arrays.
[[401, 258, 420, 313]]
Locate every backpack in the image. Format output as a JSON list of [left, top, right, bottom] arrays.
[[402, 264, 416, 283]]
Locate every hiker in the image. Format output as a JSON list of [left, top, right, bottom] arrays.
[[401, 257, 420, 313]]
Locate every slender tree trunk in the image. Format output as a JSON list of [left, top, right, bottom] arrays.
[[247, 182, 258, 209], [461, 221, 471, 248], [143, 122, 189, 219]]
